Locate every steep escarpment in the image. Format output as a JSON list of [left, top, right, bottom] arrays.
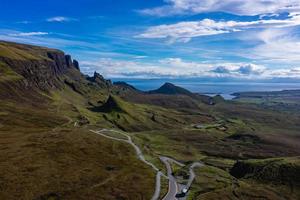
[[0, 41, 81, 91], [0, 41, 115, 106]]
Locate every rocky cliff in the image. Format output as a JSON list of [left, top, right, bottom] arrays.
[[0, 41, 116, 104], [0, 41, 81, 91]]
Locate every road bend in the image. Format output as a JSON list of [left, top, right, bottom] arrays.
[[90, 129, 164, 200]]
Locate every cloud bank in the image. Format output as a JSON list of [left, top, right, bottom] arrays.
[[81, 58, 300, 79], [139, 0, 300, 16], [136, 15, 300, 43]]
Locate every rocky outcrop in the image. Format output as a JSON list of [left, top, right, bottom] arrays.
[[86, 71, 112, 88], [73, 59, 80, 70], [97, 95, 126, 113], [90, 95, 130, 115]]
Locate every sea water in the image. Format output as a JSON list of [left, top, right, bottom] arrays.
[[111, 78, 300, 100]]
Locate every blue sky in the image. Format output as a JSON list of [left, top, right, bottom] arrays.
[[1, 0, 300, 79]]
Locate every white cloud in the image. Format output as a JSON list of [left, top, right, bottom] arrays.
[[240, 28, 300, 63], [136, 15, 300, 43], [81, 58, 210, 78], [134, 55, 148, 59], [268, 67, 300, 78], [47, 16, 77, 22], [80, 57, 299, 79], [136, 19, 230, 43], [8, 32, 49, 37], [81, 58, 217, 78], [139, 0, 300, 16], [212, 64, 266, 75], [0, 30, 100, 50]]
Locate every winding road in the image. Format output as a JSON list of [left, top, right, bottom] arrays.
[[90, 129, 164, 200], [90, 129, 203, 200], [159, 156, 203, 200], [160, 156, 184, 200], [186, 162, 203, 189]]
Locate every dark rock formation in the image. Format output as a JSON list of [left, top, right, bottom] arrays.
[[65, 55, 73, 68], [73, 60, 80, 70], [101, 95, 124, 113], [91, 95, 126, 113], [86, 71, 112, 88]]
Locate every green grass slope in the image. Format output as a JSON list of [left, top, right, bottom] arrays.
[[0, 40, 58, 60], [0, 41, 159, 200], [231, 157, 300, 188]]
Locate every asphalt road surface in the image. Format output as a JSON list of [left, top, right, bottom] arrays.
[[90, 129, 163, 200], [91, 129, 204, 200], [160, 156, 185, 200], [160, 157, 204, 200]]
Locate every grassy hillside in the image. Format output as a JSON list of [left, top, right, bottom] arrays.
[[0, 61, 23, 82], [0, 127, 155, 200], [0, 41, 158, 200], [231, 157, 300, 187], [0, 84, 157, 200], [0, 40, 58, 60], [187, 165, 285, 200], [233, 90, 300, 113]]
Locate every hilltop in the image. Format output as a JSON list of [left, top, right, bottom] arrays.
[[148, 82, 195, 96]]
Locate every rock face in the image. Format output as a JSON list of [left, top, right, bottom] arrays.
[[86, 71, 112, 88], [0, 41, 81, 91], [73, 59, 80, 70], [0, 41, 116, 103]]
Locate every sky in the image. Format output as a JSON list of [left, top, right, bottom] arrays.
[[1, 0, 300, 80]]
